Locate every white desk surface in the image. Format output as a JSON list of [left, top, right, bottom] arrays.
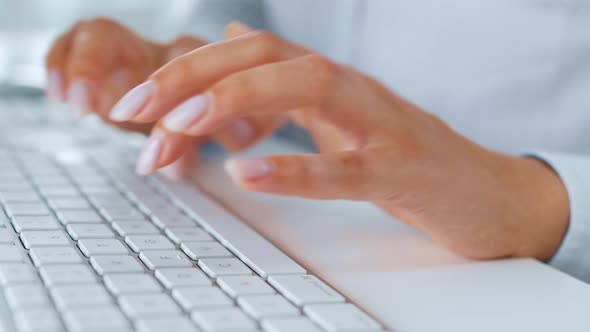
[[191, 138, 590, 332]]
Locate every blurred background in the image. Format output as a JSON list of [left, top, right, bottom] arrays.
[[0, 0, 196, 90]]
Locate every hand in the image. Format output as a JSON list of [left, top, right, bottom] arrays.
[[113, 29, 570, 261]]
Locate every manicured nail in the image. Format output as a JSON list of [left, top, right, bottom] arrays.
[[110, 81, 155, 121], [46, 70, 64, 101], [225, 157, 272, 181], [67, 80, 90, 114], [163, 94, 209, 132], [227, 120, 254, 146], [136, 132, 164, 175]]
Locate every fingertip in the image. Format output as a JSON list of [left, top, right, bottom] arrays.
[[110, 80, 156, 122], [216, 119, 256, 152], [225, 157, 273, 183], [67, 79, 92, 113], [46, 70, 65, 102]]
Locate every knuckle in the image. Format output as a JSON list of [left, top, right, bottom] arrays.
[[304, 54, 339, 102], [247, 30, 281, 60], [212, 73, 252, 113]]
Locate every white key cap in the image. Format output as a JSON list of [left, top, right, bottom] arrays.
[[0, 245, 24, 262], [165, 227, 212, 244], [136, 317, 199, 332], [39, 265, 96, 286], [14, 308, 63, 332], [78, 238, 128, 256], [100, 207, 145, 221], [238, 294, 299, 319], [261, 317, 323, 332], [38, 186, 79, 197], [139, 250, 192, 270], [303, 304, 381, 331], [191, 308, 257, 332], [0, 191, 40, 203], [112, 220, 159, 236], [88, 194, 131, 208], [5, 203, 50, 217], [217, 275, 276, 298], [0, 264, 37, 284], [4, 284, 51, 309], [0, 223, 14, 243], [172, 286, 232, 310], [66, 223, 115, 240], [90, 255, 144, 275], [29, 247, 83, 266], [20, 231, 70, 248], [11, 216, 60, 232], [198, 258, 252, 278], [180, 242, 233, 260], [50, 284, 113, 309], [155, 268, 211, 289], [104, 273, 162, 295], [119, 293, 181, 318], [151, 214, 196, 229], [159, 181, 306, 277], [57, 210, 103, 224], [63, 306, 129, 331], [125, 235, 175, 252], [268, 275, 345, 306], [47, 198, 91, 210]]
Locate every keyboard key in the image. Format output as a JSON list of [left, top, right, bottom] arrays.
[[29, 247, 83, 266], [180, 242, 233, 260], [0, 264, 37, 285], [20, 231, 70, 248], [100, 207, 145, 221], [104, 273, 162, 295], [78, 238, 128, 256], [119, 293, 181, 318], [125, 235, 174, 252], [139, 250, 192, 270], [50, 284, 113, 309], [151, 213, 195, 229], [90, 255, 144, 275], [172, 286, 232, 311], [0, 223, 15, 243], [238, 294, 299, 319], [112, 220, 159, 236], [303, 304, 381, 331], [165, 227, 212, 244], [88, 194, 131, 208], [5, 203, 50, 217], [14, 308, 63, 332], [261, 317, 323, 332], [191, 308, 256, 331], [4, 284, 51, 309], [38, 186, 79, 197], [11, 216, 60, 233], [136, 317, 199, 332], [0, 191, 40, 203], [155, 268, 211, 289], [39, 265, 96, 286], [217, 275, 276, 298], [66, 223, 115, 240], [63, 306, 129, 331], [57, 210, 103, 224], [0, 245, 24, 263], [268, 275, 345, 306], [198, 258, 252, 278], [47, 198, 91, 210]]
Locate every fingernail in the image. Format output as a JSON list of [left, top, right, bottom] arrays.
[[163, 94, 209, 132], [227, 120, 255, 146], [67, 80, 90, 113], [46, 70, 64, 101], [136, 132, 164, 175], [225, 157, 272, 181], [110, 81, 155, 121]]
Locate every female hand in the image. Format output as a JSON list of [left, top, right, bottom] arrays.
[[111, 29, 570, 261]]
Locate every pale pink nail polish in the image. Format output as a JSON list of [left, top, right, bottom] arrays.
[[110, 81, 155, 121], [136, 132, 164, 175], [67, 80, 90, 113], [225, 157, 272, 181], [163, 94, 209, 132], [228, 120, 254, 146], [46, 70, 64, 101]]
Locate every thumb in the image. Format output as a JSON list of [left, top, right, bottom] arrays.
[[224, 149, 393, 200]]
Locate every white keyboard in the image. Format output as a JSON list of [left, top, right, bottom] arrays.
[[0, 148, 383, 332]]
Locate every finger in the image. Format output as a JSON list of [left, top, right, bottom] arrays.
[[159, 54, 376, 136], [224, 21, 252, 39], [212, 115, 286, 152], [224, 149, 392, 200], [109, 30, 308, 123], [45, 30, 74, 101], [157, 146, 196, 181], [135, 128, 202, 175]]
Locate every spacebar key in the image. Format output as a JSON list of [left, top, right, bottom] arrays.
[[158, 179, 306, 277]]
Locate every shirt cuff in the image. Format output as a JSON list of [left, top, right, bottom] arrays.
[[529, 151, 590, 283]]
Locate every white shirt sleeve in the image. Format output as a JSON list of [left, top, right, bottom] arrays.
[[530, 151, 590, 283]]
